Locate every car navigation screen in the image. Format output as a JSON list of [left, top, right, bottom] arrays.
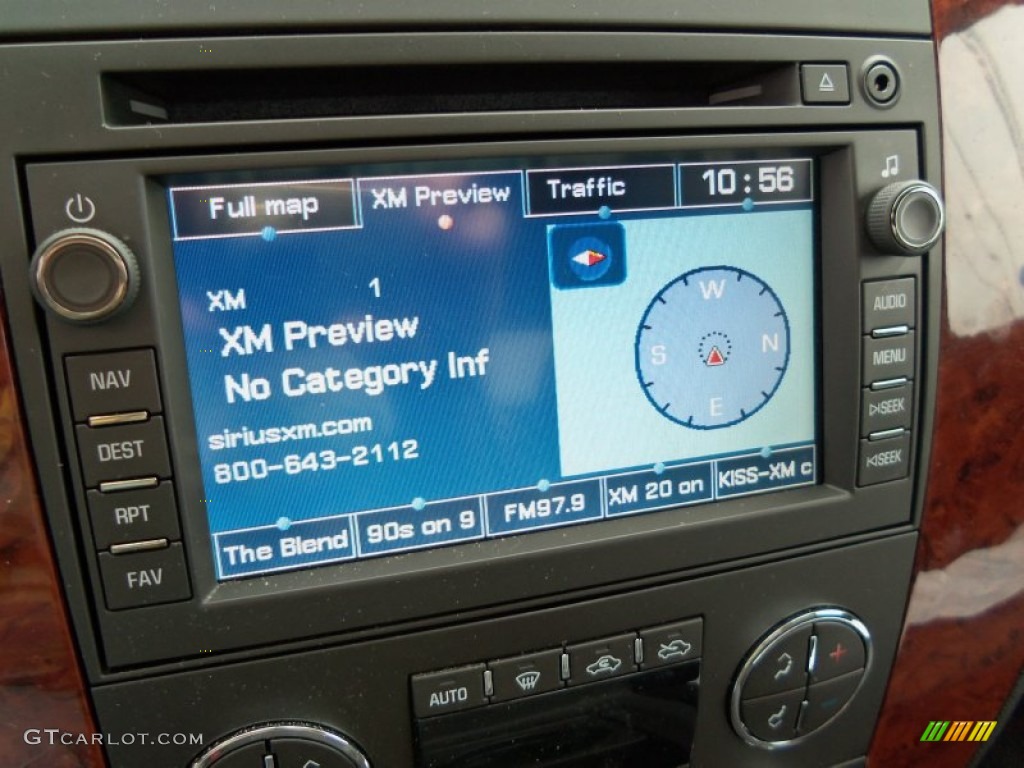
[[167, 152, 818, 580]]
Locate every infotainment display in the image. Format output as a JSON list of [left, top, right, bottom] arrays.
[[167, 153, 818, 580]]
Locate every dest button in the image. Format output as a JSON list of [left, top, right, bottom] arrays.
[[489, 648, 563, 702], [75, 416, 172, 487]]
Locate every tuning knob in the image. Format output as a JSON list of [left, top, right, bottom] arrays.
[[30, 228, 139, 322], [866, 181, 945, 255]]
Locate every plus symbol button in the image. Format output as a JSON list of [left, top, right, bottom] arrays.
[[829, 643, 847, 663]]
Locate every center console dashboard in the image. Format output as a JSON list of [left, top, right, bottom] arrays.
[[0, 2, 942, 765]]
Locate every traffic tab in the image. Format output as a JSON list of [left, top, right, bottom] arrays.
[[526, 165, 676, 216], [169, 179, 357, 240]]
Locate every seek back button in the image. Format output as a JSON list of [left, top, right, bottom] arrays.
[[858, 432, 911, 486]]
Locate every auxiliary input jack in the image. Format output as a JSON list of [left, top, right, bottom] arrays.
[[863, 57, 900, 107]]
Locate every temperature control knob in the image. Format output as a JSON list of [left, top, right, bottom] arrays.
[[191, 723, 371, 768], [30, 228, 139, 322], [866, 180, 945, 255]]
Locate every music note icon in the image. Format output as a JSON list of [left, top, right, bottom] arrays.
[[881, 155, 899, 179]]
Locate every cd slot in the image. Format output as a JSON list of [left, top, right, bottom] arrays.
[[102, 61, 798, 126]]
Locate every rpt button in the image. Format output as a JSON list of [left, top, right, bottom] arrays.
[[76, 417, 172, 487], [65, 349, 162, 421], [88, 482, 180, 549]]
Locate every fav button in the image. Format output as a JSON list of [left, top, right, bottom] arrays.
[[489, 648, 563, 702], [740, 688, 804, 743], [411, 665, 487, 718], [88, 482, 180, 549], [742, 624, 811, 699], [566, 633, 637, 686], [639, 617, 703, 669], [65, 349, 162, 421], [75, 416, 172, 487], [98, 541, 191, 610], [811, 621, 866, 682]]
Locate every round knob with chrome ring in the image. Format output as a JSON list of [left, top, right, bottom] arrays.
[[29, 227, 140, 322], [866, 180, 945, 255]]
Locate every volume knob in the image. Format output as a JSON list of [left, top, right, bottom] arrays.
[[866, 181, 945, 255], [30, 228, 139, 322]]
